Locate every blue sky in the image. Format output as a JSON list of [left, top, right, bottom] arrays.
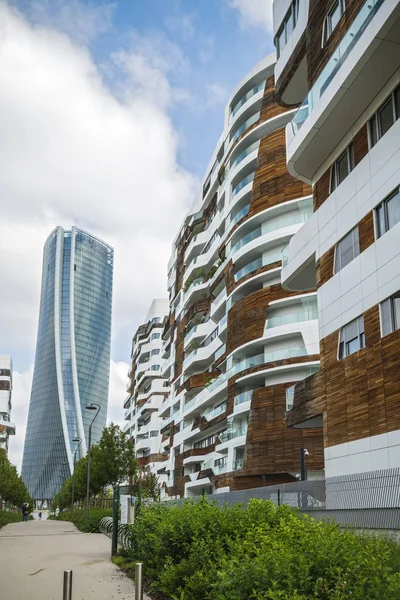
[[14, 0, 275, 177], [1, 0, 274, 467]]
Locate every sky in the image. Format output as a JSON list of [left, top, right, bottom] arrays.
[[0, 0, 275, 469]]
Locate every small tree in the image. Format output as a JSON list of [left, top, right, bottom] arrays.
[[138, 471, 161, 501], [0, 450, 32, 508], [92, 423, 137, 488]]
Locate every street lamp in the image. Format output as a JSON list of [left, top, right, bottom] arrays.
[[71, 437, 82, 510], [85, 403, 101, 522]]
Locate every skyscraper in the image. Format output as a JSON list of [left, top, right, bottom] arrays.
[[22, 226, 113, 501]]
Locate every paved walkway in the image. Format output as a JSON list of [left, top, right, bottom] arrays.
[[0, 519, 150, 599]]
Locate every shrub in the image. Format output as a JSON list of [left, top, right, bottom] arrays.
[[0, 510, 24, 528], [118, 498, 400, 600], [49, 508, 112, 533]]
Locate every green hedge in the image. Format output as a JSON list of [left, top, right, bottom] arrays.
[[120, 498, 400, 600], [0, 510, 24, 528], [49, 508, 112, 533]]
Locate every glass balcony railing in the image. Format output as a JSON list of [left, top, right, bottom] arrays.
[[263, 205, 313, 235], [231, 112, 260, 144], [219, 313, 228, 329], [215, 343, 226, 361], [231, 227, 261, 255], [219, 426, 248, 443], [231, 140, 260, 170], [230, 204, 250, 227], [291, 0, 385, 134], [234, 257, 262, 282], [231, 172, 255, 199], [266, 308, 318, 329], [234, 390, 253, 407], [203, 402, 227, 421], [234, 250, 281, 282], [231, 80, 266, 117]]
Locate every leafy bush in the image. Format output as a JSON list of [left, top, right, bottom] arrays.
[[49, 508, 112, 532], [119, 498, 400, 600], [0, 510, 25, 528]]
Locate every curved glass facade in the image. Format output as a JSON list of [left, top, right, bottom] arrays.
[[21, 226, 113, 500]]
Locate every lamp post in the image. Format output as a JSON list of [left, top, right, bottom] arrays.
[[85, 403, 101, 522], [71, 437, 82, 510]]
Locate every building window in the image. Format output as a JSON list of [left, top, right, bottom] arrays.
[[369, 86, 400, 147], [150, 365, 160, 371], [276, 0, 300, 58], [381, 293, 400, 336], [150, 430, 159, 438], [151, 333, 160, 341], [376, 187, 400, 238], [334, 226, 360, 273], [330, 143, 354, 192], [338, 316, 365, 359], [322, 0, 345, 46], [151, 349, 160, 356]]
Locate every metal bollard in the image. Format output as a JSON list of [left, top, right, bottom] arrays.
[[63, 570, 73, 600], [135, 563, 143, 600]]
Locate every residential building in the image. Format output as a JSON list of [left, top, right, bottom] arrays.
[[0, 355, 15, 454], [124, 299, 169, 490], [274, 0, 400, 505], [159, 54, 324, 499], [22, 226, 113, 501]]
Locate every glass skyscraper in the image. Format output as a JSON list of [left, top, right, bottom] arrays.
[[22, 226, 113, 501]]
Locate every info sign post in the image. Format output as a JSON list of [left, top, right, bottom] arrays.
[[120, 494, 135, 524]]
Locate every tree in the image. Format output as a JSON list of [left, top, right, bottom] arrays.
[[53, 424, 138, 509], [137, 471, 161, 501], [0, 450, 32, 507], [93, 423, 137, 487]]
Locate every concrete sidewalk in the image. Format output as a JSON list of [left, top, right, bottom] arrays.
[[0, 519, 149, 599]]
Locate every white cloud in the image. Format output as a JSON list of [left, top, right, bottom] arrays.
[[0, 3, 197, 368], [228, 0, 274, 33], [107, 360, 130, 427]]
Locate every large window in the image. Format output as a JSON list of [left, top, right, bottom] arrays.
[[369, 86, 400, 147], [330, 143, 354, 192], [151, 333, 160, 341], [376, 187, 400, 238], [381, 293, 400, 336], [338, 316, 365, 359], [276, 0, 300, 57], [322, 0, 345, 46], [334, 227, 360, 273]]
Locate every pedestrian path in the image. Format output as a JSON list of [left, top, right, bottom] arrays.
[[0, 519, 149, 599]]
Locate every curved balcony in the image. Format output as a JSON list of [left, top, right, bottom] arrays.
[[231, 111, 260, 144], [230, 203, 250, 228], [286, 0, 399, 182], [230, 139, 260, 170], [231, 171, 255, 199], [183, 336, 221, 373], [184, 321, 214, 351], [231, 79, 266, 119]]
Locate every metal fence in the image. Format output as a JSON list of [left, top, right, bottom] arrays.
[[173, 468, 400, 529]]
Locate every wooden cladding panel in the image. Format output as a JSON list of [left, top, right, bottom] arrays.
[[275, 35, 307, 107], [226, 284, 307, 355], [183, 370, 221, 392], [307, 0, 367, 88], [249, 128, 310, 217], [260, 75, 288, 122], [353, 124, 369, 166], [314, 168, 331, 211], [289, 304, 400, 449], [359, 211, 375, 253], [316, 247, 335, 288], [244, 385, 324, 474]]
